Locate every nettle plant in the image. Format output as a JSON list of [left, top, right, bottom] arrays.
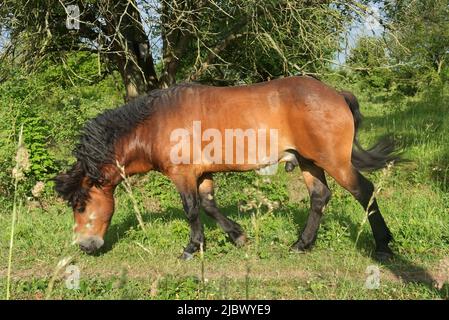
[[21, 115, 58, 185], [239, 178, 281, 214], [239, 178, 280, 256]]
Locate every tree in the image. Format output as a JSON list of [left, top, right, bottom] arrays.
[[347, 36, 392, 89], [1, 0, 360, 100], [377, 0, 449, 80]]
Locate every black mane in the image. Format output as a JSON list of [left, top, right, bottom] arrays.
[[75, 91, 159, 182], [54, 83, 197, 208]]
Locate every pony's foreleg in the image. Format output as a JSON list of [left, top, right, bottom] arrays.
[[170, 172, 205, 260], [292, 160, 331, 252], [198, 174, 246, 246]]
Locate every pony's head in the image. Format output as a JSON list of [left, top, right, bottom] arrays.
[[54, 86, 181, 254], [54, 161, 115, 253]]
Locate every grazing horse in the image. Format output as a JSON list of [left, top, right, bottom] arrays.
[[54, 76, 399, 260]]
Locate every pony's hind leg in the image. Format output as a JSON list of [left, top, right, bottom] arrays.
[[198, 174, 246, 246], [326, 163, 393, 260], [291, 160, 331, 252]]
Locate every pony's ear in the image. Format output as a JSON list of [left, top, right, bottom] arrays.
[[54, 162, 85, 206]]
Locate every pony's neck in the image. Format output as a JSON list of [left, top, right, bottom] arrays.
[[114, 128, 154, 178]]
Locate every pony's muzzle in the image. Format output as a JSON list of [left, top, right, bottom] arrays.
[[77, 236, 104, 254]]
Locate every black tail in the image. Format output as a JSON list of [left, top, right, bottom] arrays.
[[341, 91, 401, 172]]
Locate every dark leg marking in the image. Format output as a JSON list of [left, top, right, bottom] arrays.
[[351, 171, 393, 260], [179, 192, 204, 260], [198, 174, 246, 246], [292, 161, 331, 252]]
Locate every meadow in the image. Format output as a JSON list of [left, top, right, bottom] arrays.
[[1, 74, 448, 299]]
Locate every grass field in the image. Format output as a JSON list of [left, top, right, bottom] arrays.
[[1, 86, 448, 300]]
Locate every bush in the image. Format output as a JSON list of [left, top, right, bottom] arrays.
[[0, 52, 124, 199]]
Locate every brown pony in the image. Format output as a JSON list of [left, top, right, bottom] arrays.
[[54, 76, 399, 260]]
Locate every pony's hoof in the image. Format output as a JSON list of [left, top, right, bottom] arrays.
[[234, 234, 247, 247], [374, 244, 394, 262], [374, 250, 393, 262], [290, 241, 310, 253], [180, 251, 194, 261]]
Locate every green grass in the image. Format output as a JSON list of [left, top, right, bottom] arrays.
[[1, 86, 448, 300]]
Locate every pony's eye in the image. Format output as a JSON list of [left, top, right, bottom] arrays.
[[77, 206, 85, 213]]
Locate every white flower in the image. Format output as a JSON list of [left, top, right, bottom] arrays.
[[32, 181, 45, 198]]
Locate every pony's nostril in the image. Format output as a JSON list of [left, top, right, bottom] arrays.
[[78, 236, 104, 254]]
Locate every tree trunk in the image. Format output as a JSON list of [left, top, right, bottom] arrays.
[[114, 45, 158, 101], [436, 58, 444, 75], [109, 0, 159, 101]]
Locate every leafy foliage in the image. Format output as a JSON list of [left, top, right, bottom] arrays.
[[356, 0, 449, 95], [0, 52, 123, 198], [346, 36, 392, 90]]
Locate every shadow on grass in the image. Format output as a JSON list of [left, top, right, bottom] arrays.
[[99, 206, 186, 254], [98, 203, 296, 254], [334, 213, 448, 299], [94, 191, 447, 298], [351, 89, 449, 297]]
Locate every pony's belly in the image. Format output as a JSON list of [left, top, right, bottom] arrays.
[[200, 149, 299, 175]]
